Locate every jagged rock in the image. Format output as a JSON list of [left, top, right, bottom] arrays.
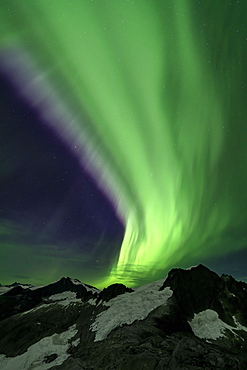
[[161, 264, 247, 330], [160, 264, 223, 318], [0, 277, 97, 321], [98, 283, 134, 303], [1, 265, 247, 369]]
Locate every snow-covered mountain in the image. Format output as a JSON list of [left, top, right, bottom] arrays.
[[0, 264, 247, 369]]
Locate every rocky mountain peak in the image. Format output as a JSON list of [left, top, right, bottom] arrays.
[[160, 264, 222, 317], [98, 283, 134, 303]]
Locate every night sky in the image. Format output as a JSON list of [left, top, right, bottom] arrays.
[[0, 0, 247, 289]]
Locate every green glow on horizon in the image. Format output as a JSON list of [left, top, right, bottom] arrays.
[[0, 0, 246, 287]]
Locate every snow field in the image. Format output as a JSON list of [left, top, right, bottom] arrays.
[[91, 278, 172, 341], [189, 309, 247, 340], [0, 324, 79, 370]]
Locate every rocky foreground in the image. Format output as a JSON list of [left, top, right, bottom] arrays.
[[0, 264, 247, 369]]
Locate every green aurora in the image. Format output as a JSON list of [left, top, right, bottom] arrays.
[[0, 0, 246, 288]]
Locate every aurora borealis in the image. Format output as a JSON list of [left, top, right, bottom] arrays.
[[0, 1, 246, 288]]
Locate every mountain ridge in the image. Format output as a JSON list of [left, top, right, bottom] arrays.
[[1, 264, 247, 369]]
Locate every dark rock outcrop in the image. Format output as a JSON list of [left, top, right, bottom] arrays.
[[97, 283, 134, 303], [161, 264, 247, 328], [0, 277, 97, 321]]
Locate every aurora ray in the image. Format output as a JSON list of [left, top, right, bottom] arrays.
[[0, 0, 246, 287]]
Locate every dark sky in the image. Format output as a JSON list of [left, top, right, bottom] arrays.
[[0, 75, 124, 286]]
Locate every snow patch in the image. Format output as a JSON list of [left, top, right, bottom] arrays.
[[189, 309, 247, 341], [30, 285, 45, 291], [47, 291, 83, 307], [71, 279, 100, 294], [21, 292, 83, 314], [21, 303, 57, 315], [88, 298, 97, 306], [82, 284, 99, 294], [0, 284, 32, 295], [57, 300, 82, 307], [17, 284, 33, 289], [90, 278, 172, 341], [48, 292, 77, 301], [0, 287, 12, 295], [189, 309, 230, 340], [0, 324, 78, 370], [58, 298, 82, 307], [186, 265, 199, 270], [233, 316, 247, 334], [70, 279, 82, 286], [71, 338, 80, 347], [96, 299, 102, 307]]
